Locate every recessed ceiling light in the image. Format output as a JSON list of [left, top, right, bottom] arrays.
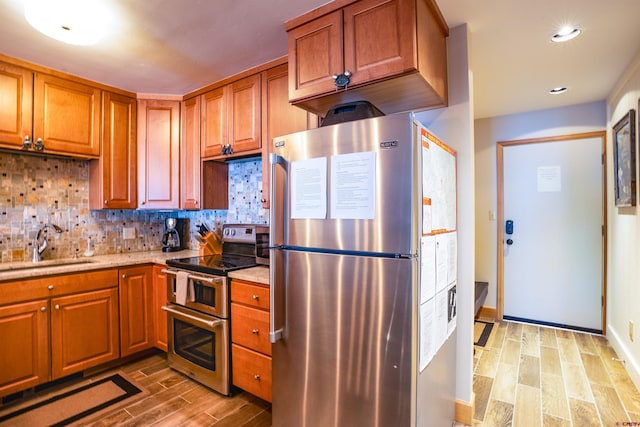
[[551, 27, 581, 43], [549, 87, 568, 95], [24, 0, 112, 46]]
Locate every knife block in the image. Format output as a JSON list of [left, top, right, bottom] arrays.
[[198, 231, 222, 256]]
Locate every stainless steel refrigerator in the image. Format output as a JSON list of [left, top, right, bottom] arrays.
[[269, 112, 457, 427]]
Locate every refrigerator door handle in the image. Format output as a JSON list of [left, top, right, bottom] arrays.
[[270, 152, 287, 343], [269, 153, 287, 247]]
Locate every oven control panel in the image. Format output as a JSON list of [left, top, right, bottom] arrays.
[[222, 224, 268, 244]]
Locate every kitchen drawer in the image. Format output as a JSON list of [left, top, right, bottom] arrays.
[[0, 269, 119, 305], [231, 303, 271, 355], [230, 279, 269, 310], [232, 343, 272, 402]]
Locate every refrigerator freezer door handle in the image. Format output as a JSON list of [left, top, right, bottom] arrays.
[[269, 153, 287, 248]]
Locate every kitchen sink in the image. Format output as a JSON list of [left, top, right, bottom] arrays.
[[0, 259, 95, 272]]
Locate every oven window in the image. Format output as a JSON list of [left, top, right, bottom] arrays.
[[173, 318, 216, 371], [194, 280, 216, 307]]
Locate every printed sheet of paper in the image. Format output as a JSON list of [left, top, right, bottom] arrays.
[[419, 297, 435, 372], [420, 235, 436, 304], [291, 157, 327, 219], [447, 232, 457, 285], [435, 288, 448, 351], [330, 152, 376, 219], [537, 166, 561, 192], [435, 234, 448, 293]]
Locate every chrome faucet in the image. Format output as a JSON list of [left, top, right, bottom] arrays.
[[32, 223, 64, 262]]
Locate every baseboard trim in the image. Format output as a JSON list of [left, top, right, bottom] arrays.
[[606, 325, 640, 393], [455, 396, 473, 425], [477, 306, 497, 319]]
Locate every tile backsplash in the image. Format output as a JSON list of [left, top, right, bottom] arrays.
[[0, 152, 267, 263]]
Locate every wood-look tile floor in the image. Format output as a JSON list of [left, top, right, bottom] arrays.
[[82, 352, 272, 426], [472, 319, 640, 427]]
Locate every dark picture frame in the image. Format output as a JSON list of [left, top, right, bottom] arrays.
[[613, 109, 636, 207]]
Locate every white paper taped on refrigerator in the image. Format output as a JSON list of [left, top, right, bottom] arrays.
[[290, 157, 327, 219]]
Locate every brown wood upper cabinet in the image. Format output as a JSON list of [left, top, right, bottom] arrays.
[[286, 0, 448, 116], [201, 74, 261, 159], [137, 99, 181, 209], [181, 96, 202, 210], [260, 64, 317, 208], [34, 73, 102, 157], [0, 61, 33, 150], [89, 92, 137, 209], [0, 62, 101, 157]]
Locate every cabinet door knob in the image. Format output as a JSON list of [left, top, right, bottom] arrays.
[[260, 198, 266, 203], [252, 328, 259, 334], [40, 306, 46, 312], [48, 285, 54, 290], [253, 374, 261, 381], [252, 294, 259, 301], [23, 135, 32, 149], [104, 200, 109, 205], [55, 304, 60, 310], [34, 138, 45, 151], [122, 274, 126, 279]]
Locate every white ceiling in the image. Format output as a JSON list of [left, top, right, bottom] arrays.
[[2, 0, 640, 119]]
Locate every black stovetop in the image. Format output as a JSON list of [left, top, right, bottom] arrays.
[[166, 254, 257, 276]]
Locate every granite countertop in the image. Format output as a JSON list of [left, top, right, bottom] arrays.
[[0, 249, 200, 282], [228, 266, 270, 285]]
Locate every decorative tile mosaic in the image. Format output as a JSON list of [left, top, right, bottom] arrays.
[[0, 152, 267, 263]]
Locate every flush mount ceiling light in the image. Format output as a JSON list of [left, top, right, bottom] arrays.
[[551, 26, 582, 43], [549, 87, 568, 95], [24, 0, 112, 46]]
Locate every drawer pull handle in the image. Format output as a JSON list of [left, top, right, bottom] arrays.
[[253, 374, 261, 381], [252, 329, 259, 334], [252, 295, 259, 301], [48, 285, 54, 290], [40, 307, 46, 312]]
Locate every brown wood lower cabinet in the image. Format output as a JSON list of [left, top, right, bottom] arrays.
[[152, 264, 168, 351], [0, 269, 119, 398], [231, 279, 272, 402], [0, 299, 49, 397], [119, 265, 154, 357], [50, 287, 119, 379]]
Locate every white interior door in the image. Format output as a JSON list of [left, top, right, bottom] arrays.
[[502, 136, 603, 331]]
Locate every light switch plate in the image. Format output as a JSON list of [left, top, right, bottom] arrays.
[[123, 227, 136, 240]]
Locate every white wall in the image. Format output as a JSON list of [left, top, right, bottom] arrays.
[[415, 23, 475, 407], [474, 101, 606, 311], [605, 51, 640, 389]]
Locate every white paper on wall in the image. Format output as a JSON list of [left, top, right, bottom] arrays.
[[420, 235, 436, 304], [330, 151, 376, 219], [291, 157, 327, 219], [447, 232, 457, 285], [419, 296, 436, 372], [435, 288, 448, 352], [435, 234, 448, 293]]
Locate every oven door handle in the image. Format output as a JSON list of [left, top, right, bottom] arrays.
[[161, 269, 220, 284], [162, 305, 224, 328]]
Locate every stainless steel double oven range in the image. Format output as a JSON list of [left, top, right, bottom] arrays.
[[162, 224, 268, 395]]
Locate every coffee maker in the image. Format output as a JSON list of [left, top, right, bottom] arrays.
[[162, 218, 187, 252]]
